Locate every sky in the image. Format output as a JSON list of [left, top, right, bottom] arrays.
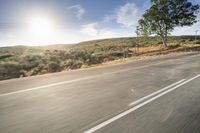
[[0, 0, 199, 46]]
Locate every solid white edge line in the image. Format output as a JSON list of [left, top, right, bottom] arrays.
[[83, 74, 200, 133], [1, 53, 199, 97], [128, 79, 186, 107], [0, 62, 162, 97], [0, 59, 178, 97], [0, 77, 91, 97]]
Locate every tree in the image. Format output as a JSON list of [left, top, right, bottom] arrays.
[[138, 0, 199, 47]]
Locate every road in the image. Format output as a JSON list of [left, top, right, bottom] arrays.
[[0, 52, 200, 133]]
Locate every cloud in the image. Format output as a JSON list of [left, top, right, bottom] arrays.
[[80, 22, 120, 39], [80, 23, 98, 36], [69, 5, 85, 19], [105, 2, 143, 27]]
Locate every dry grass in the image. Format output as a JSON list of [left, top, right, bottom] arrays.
[[93, 44, 200, 67]]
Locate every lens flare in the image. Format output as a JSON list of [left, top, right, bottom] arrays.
[[27, 16, 55, 36]]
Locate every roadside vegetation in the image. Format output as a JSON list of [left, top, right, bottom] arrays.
[[0, 36, 200, 81]]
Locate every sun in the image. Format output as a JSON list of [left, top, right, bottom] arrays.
[[27, 16, 55, 36]]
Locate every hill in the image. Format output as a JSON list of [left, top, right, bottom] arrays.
[[0, 36, 200, 81]]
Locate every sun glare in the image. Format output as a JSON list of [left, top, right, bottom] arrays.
[[27, 16, 55, 36]]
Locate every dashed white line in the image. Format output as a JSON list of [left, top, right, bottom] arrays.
[[83, 74, 200, 133], [128, 79, 186, 107]]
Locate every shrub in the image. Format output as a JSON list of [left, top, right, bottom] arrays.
[[103, 56, 116, 62], [63, 60, 83, 69], [71, 60, 83, 69], [110, 51, 125, 57], [49, 55, 60, 63], [0, 62, 22, 80], [40, 69, 48, 74], [168, 44, 181, 49], [21, 55, 43, 70], [48, 62, 60, 72], [194, 41, 200, 44], [157, 41, 163, 45], [0, 54, 13, 60], [86, 54, 105, 65], [188, 38, 194, 41], [179, 39, 186, 43], [30, 64, 46, 75]]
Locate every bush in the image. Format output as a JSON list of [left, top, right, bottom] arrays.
[[86, 54, 105, 65], [194, 41, 200, 44], [110, 51, 125, 57], [157, 41, 163, 45], [21, 55, 43, 70], [48, 62, 60, 72], [103, 56, 117, 62], [40, 69, 48, 74], [0, 62, 22, 80], [188, 38, 194, 41], [0, 54, 13, 60], [71, 60, 83, 69], [30, 64, 46, 75], [168, 44, 181, 49], [62, 60, 83, 69], [179, 39, 186, 43]]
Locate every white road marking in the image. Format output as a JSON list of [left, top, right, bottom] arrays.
[[0, 52, 199, 97], [83, 74, 200, 133], [0, 59, 176, 97], [0, 76, 95, 97], [128, 79, 186, 107]]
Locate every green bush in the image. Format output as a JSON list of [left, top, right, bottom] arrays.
[[188, 38, 194, 41], [157, 41, 163, 45], [0, 54, 13, 60], [103, 56, 117, 62], [71, 60, 83, 69], [0, 62, 22, 80], [110, 51, 125, 57], [179, 39, 186, 43], [21, 55, 43, 70], [194, 41, 200, 44], [86, 54, 106, 65], [29, 64, 46, 75], [48, 62, 60, 72], [168, 44, 181, 49], [62, 60, 83, 69]]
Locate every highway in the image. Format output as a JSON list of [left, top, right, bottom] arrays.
[[0, 53, 200, 133]]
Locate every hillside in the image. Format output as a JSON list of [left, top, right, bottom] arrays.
[[0, 36, 200, 81]]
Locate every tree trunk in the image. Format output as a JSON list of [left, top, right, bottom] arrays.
[[162, 37, 168, 47]]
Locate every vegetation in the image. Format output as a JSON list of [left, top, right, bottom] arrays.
[[139, 0, 199, 47], [0, 36, 200, 81]]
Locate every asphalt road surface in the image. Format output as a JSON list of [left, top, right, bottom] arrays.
[[1, 52, 200, 133]]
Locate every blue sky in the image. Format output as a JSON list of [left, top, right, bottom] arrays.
[[0, 0, 199, 46]]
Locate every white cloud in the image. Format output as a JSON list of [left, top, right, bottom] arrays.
[[80, 22, 122, 39], [69, 5, 85, 19], [80, 23, 98, 36], [105, 2, 143, 27]]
